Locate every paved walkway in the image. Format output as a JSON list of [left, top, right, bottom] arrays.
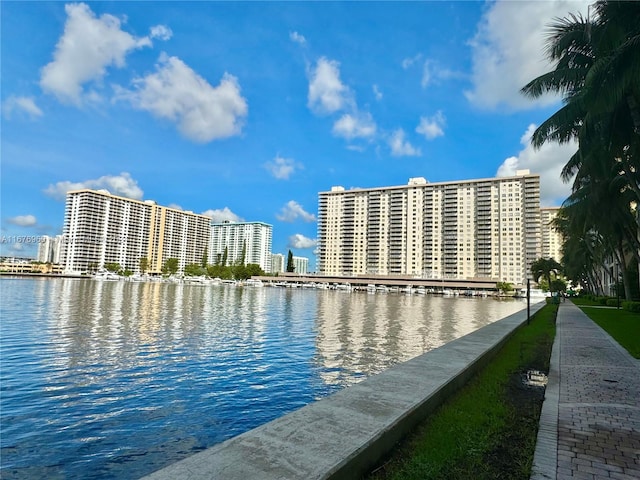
[[531, 302, 640, 479]]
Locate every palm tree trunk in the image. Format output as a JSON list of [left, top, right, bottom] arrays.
[[590, 271, 603, 295], [614, 242, 633, 300]]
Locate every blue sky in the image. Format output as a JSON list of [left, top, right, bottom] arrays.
[[1, 1, 589, 262]]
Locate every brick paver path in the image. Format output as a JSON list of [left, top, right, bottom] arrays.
[[531, 302, 640, 479]]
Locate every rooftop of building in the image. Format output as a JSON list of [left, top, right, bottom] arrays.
[[321, 170, 537, 194]]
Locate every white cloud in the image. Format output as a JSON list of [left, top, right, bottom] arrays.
[[388, 129, 421, 157], [496, 124, 576, 206], [276, 201, 316, 223], [307, 57, 351, 115], [402, 56, 461, 89], [117, 53, 248, 143], [372, 84, 383, 101], [416, 111, 446, 140], [466, 0, 590, 110], [44, 172, 143, 201], [2, 96, 43, 119], [421, 60, 434, 88], [347, 145, 366, 152], [402, 54, 422, 69], [265, 156, 301, 180], [150, 25, 172, 41], [40, 3, 153, 105], [290, 31, 306, 45], [332, 112, 377, 140], [167, 203, 183, 211], [8, 215, 37, 227], [201, 207, 243, 223], [288, 234, 317, 249]]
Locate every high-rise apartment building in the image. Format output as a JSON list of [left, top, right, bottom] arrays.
[[62, 189, 211, 274], [37, 235, 53, 263], [292, 255, 309, 274], [271, 253, 285, 274], [317, 171, 541, 286], [37, 235, 64, 264], [209, 221, 273, 273], [540, 207, 563, 263]]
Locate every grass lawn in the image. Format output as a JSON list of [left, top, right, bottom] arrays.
[[367, 304, 557, 480], [571, 299, 640, 358]]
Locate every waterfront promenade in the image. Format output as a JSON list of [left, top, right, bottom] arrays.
[[531, 302, 640, 479], [142, 303, 545, 480]]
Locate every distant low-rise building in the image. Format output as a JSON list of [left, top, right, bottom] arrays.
[[0, 258, 64, 274]]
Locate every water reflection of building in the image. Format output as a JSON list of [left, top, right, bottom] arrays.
[[314, 293, 526, 388], [315, 293, 435, 387]]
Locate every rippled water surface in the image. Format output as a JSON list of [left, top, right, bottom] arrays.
[[0, 278, 526, 479]]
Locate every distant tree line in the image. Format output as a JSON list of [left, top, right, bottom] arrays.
[[163, 243, 266, 280], [91, 242, 269, 280]]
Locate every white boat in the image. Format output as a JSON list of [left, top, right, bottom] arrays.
[[367, 284, 377, 294], [527, 288, 551, 298], [414, 287, 427, 295], [245, 278, 264, 287], [94, 270, 121, 281], [376, 285, 389, 293], [335, 283, 352, 292]]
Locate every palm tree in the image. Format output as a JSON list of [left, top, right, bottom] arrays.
[[521, 2, 640, 159], [521, 1, 640, 203], [522, 1, 640, 298], [531, 258, 563, 295]]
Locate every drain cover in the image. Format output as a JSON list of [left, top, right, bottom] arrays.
[[524, 369, 548, 387]]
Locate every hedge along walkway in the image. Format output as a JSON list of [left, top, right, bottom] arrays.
[[530, 301, 640, 480]]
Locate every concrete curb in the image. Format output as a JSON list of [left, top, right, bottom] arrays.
[[143, 300, 546, 480], [530, 304, 560, 480]]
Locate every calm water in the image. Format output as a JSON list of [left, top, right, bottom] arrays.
[[0, 278, 526, 479]]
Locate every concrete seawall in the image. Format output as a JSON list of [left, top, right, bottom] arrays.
[[143, 300, 546, 480]]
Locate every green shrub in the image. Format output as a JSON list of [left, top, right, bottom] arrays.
[[596, 296, 610, 305], [622, 301, 640, 313], [606, 298, 619, 307]]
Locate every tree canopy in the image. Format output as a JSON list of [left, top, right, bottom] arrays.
[[162, 258, 179, 275], [522, 1, 640, 299], [531, 258, 563, 294], [286, 250, 295, 273]]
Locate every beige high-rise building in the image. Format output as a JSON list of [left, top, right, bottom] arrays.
[[317, 171, 541, 287], [62, 189, 211, 274], [540, 207, 563, 263]]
